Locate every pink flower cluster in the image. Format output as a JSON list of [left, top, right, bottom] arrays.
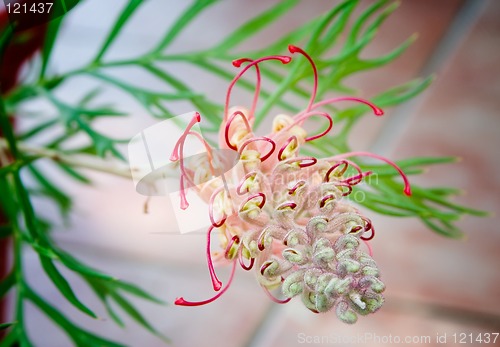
[[170, 45, 411, 323]]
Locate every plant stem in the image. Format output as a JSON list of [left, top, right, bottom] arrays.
[[0, 138, 133, 179], [13, 224, 25, 343]]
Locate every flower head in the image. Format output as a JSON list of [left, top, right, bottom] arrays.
[[170, 45, 411, 323]]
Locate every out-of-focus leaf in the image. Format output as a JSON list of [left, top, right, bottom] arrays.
[[0, 271, 15, 298], [27, 165, 72, 216], [0, 99, 18, 158], [39, 255, 97, 318], [0, 328, 18, 347], [93, 0, 144, 62], [345, 0, 388, 48], [85, 277, 166, 340], [359, 33, 415, 68], [421, 217, 464, 239], [12, 172, 44, 241], [109, 291, 165, 338], [54, 162, 92, 184], [103, 298, 126, 328], [213, 0, 299, 53], [0, 22, 14, 56], [26, 286, 125, 347], [0, 322, 15, 331], [152, 0, 218, 54], [308, 0, 357, 55], [0, 157, 36, 177], [89, 72, 193, 118], [373, 76, 434, 107], [143, 64, 222, 126], [39, 17, 63, 80], [28, 240, 58, 259], [0, 224, 13, 238], [18, 119, 58, 140], [55, 250, 118, 282], [113, 280, 165, 304]]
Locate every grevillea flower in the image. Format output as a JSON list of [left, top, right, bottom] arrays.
[[170, 45, 411, 324]]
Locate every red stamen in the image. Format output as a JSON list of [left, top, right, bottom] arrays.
[[324, 160, 349, 182], [258, 234, 266, 251], [179, 175, 189, 209], [175, 260, 237, 306], [238, 247, 255, 271], [360, 218, 375, 241], [236, 171, 258, 195], [335, 151, 411, 196], [278, 136, 298, 161], [239, 137, 276, 162], [240, 193, 266, 212], [343, 159, 362, 172], [170, 112, 201, 161], [343, 171, 372, 186], [260, 261, 273, 276], [171, 113, 204, 209], [288, 180, 306, 195], [187, 131, 213, 158], [350, 226, 363, 233], [225, 110, 252, 151], [360, 227, 375, 241], [262, 286, 291, 304], [224, 235, 240, 259], [287, 157, 317, 168], [209, 187, 228, 228], [363, 239, 373, 257], [225, 55, 292, 121], [362, 217, 372, 232], [206, 226, 222, 291], [288, 45, 317, 114], [277, 202, 297, 210], [233, 58, 261, 120], [186, 131, 217, 176], [319, 194, 335, 208], [278, 111, 333, 142], [300, 97, 383, 118], [335, 181, 353, 196]]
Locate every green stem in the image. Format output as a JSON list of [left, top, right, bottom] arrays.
[[13, 226, 26, 344]]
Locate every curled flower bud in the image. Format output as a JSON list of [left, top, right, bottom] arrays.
[[282, 271, 305, 297], [336, 300, 358, 324]]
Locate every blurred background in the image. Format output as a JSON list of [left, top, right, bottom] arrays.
[[2, 0, 500, 346]]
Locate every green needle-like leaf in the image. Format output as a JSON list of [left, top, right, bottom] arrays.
[[374, 76, 434, 107], [39, 17, 63, 81], [54, 162, 92, 184], [55, 250, 118, 282], [213, 0, 299, 53], [109, 291, 166, 339], [93, 0, 144, 63], [152, 0, 218, 54], [18, 119, 59, 140], [39, 255, 98, 319], [0, 329, 18, 347], [345, 0, 388, 47], [0, 322, 15, 330], [27, 165, 72, 216], [0, 271, 15, 298], [26, 286, 126, 347], [0, 224, 13, 238], [113, 280, 165, 304]]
